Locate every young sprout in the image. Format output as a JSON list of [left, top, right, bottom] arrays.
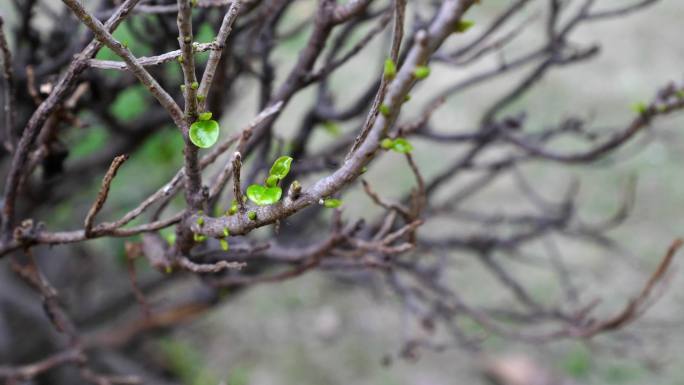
[[198, 111, 212, 121], [246, 156, 294, 206], [193, 233, 207, 242], [390, 138, 413, 153], [265, 175, 279, 188], [323, 198, 342, 208], [288, 180, 302, 200], [269, 156, 293, 180], [219, 239, 229, 251], [380, 137, 413, 153], [455, 20, 475, 33], [384, 58, 397, 80], [631, 102, 648, 115], [414, 66, 431, 80]]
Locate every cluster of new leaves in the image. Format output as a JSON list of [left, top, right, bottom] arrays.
[[246, 156, 292, 206]]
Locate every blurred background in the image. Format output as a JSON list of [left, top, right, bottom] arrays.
[[2, 0, 684, 384]]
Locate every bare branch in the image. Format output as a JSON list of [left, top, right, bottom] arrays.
[[88, 42, 215, 71], [1, 0, 142, 243], [0, 15, 16, 151], [84, 154, 129, 237], [197, 0, 242, 111]]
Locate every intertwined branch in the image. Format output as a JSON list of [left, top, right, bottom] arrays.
[[0, 0, 681, 382]]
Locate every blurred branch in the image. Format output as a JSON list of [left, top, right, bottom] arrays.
[[0, 15, 16, 152], [0, 0, 681, 379]]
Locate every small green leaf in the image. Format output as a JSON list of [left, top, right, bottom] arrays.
[[265, 174, 279, 188], [196, 216, 204, 226], [391, 137, 413, 153], [198, 111, 212, 121], [455, 20, 475, 33], [220, 239, 229, 251], [222, 228, 230, 237], [189, 119, 220, 148], [381, 138, 394, 149], [323, 198, 342, 208], [190, 81, 199, 90], [404, 94, 411, 102], [246, 184, 282, 206], [414, 66, 431, 80], [269, 156, 293, 180], [196, 94, 206, 102], [379, 104, 391, 117], [247, 211, 257, 220], [631, 102, 648, 115], [384, 58, 397, 79]]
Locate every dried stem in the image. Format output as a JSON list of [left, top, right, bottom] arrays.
[[84, 154, 129, 237]]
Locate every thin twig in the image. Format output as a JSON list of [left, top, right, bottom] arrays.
[[231, 152, 245, 212], [178, 256, 245, 273], [84, 154, 129, 237], [0, 15, 16, 151], [61, 0, 185, 127], [579, 238, 683, 337], [197, 0, 242, 111], [0, 349, 84, 381], [1, 0, 142, 242], [88, 42, 215, 71], [176, 0, 203, 210]]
